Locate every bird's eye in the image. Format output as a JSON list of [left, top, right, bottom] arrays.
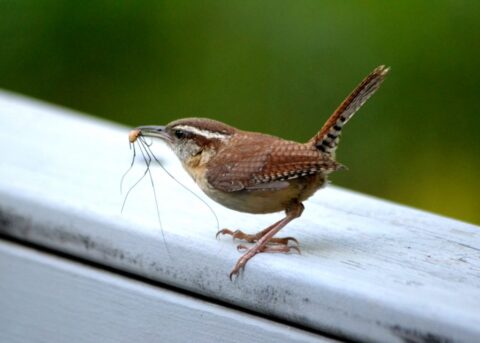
[[174, 129, 186, 139]]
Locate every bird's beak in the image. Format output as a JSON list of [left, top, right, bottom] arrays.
[[129, 125, 171, 143]]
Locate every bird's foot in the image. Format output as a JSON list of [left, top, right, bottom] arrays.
[[229, 243, 300, 280], [216, 228, 298, 246], [236, 244, 301, 254]]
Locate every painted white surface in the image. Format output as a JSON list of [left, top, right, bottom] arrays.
[[0, 240, 330, 343], [0, 90, 479, 342]]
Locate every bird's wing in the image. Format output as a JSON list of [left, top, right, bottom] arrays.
[[206, 133, 342, 193]]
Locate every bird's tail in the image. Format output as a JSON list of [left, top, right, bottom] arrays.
[[309, 65, 390, 155]]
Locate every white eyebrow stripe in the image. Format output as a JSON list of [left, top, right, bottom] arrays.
[[174, 125, 230, 140]]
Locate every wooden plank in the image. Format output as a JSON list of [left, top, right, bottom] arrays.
[[0, 240, 331, 343], [0, 90, 479, 342]]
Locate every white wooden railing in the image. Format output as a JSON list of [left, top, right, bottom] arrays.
[[0, 90, 479, 343]]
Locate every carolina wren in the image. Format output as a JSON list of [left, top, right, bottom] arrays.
[[129, 65, 389, 279]]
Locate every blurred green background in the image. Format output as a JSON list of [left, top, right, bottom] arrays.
[[1, 1, 479, 224]]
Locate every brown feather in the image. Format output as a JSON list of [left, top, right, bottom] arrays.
[[206, 132, 342, 193], [309, 65, 390, 154]]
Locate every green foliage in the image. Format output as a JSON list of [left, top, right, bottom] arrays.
[[1, 1, 479, 224]]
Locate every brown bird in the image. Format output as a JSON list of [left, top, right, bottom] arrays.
[[129, 65, 389, 279]]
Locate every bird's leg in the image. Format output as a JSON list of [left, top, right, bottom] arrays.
[[229, 202, 304, 280]]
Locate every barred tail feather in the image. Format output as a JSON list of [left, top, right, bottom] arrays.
[[310, 65, 390, 154]]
